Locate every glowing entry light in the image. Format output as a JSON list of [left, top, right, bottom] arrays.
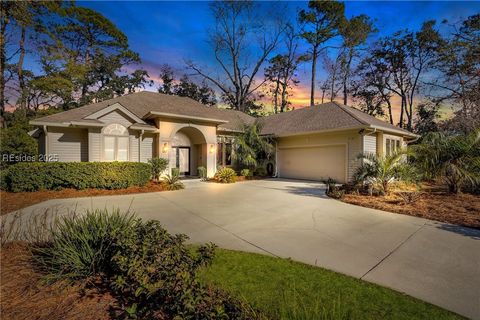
[[209, 144, 215, 154], [162, 143, 169, 153]]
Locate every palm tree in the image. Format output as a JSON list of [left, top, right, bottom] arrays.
[[354, 149, 415, 194], [412, 130, 480, 193], [232, 120, 274, 169]]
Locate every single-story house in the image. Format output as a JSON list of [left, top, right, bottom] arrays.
[[30, 91, 418, 183]]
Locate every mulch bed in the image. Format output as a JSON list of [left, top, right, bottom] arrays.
[[0, 242, 119, 320], [0, 182, 164, 215], [341, 191, 480, 229]]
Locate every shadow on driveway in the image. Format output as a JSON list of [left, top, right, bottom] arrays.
[[283, 185, 328, 198], [436, 223, 480, 240]]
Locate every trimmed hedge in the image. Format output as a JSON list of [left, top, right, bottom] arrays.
[[2, 162, 151, 192]]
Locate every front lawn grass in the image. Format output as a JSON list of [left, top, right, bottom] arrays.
[[200, 248, 463, 320]]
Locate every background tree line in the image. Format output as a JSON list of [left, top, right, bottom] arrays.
[[1, 0, 478, 137], [0, 1, 152, 128], [184, 1, 478, 135]]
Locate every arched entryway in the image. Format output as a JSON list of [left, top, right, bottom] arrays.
[[171, 126, 208, 176]]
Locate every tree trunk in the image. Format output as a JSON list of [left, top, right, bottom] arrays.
[[330, 62, 337, 102], [280, 81, 287, 112], [17, 25, 26, 112], [408, 102, 413, 130], [343, 50, 353, 105], [387, 99, 394, 125], [310, 46, 318, 106], [399, 97, 405, 128], [273, 79, 279, 113], [0, 2, 9, 128]]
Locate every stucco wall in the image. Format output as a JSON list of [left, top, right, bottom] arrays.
[[156, 118, 217, 177]]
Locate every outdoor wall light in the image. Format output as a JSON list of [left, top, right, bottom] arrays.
[[209, 144, 215, 154], [162, 143, 169, 153]]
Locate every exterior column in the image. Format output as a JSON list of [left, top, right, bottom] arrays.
[[206, 142, 216, 177]]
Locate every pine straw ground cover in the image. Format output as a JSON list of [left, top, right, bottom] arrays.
[[0, 242, 120, 320], [340, 184, 480, 229], [0, 182, 164, 215]]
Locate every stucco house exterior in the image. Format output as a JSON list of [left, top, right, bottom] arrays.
[[30, 91, 417, 183]]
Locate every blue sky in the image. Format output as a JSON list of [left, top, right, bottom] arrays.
[[8, 1, 480, 113], [77, 0, 479, 109]]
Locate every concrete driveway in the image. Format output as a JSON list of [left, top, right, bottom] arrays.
[[5, 179, 480, 319]]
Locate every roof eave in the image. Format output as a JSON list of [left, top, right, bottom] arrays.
[[369, 125, 419, 139], [265, 125, 367, 137], [30, 120, 105, 128]]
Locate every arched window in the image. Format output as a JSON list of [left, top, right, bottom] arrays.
[[103, 124, 129, 161]]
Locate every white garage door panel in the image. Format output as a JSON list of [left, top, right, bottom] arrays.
[[278, 145, 346, 183]]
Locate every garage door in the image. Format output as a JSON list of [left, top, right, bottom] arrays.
[[278, 145, 346, 183]]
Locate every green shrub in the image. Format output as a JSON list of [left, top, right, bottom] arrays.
[[412, 130, 480, 193], [171, 167, 180, 176], [254, 166, 267, 177], [0, 166, 9, 190], [33, 209, 137, 282], [161, 172, 185, 191], [353, 150, 415, 194], [214, 167, 237, 183], [3, 162, 151, 192], [148, 157, 168, 181], [240, 168, 251, 177], [0, 125, 37, 169], [197, 166, 207, 181], [33, 209, 261, 319], [110, 220, 218, 318]]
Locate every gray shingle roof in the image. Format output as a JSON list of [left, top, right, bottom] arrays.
[[33, 92, 415, 137], [33, 91, 254, 132], [260, 102, 416, 137]]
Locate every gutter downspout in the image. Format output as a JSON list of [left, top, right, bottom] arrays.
[[274, 140, 278, 178], [42, 125, 48, 158], [138, 130, 144, 162]]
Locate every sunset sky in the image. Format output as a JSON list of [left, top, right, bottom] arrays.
[[12, 1, 480, 121]]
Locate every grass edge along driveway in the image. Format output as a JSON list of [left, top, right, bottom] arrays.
[[200, 248, 463, 320]]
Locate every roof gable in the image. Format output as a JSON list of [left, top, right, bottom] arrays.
[[85, 102, 145, 124]]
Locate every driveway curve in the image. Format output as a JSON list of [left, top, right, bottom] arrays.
[[4, 179, 480, 319]]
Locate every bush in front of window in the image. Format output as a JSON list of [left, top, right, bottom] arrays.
[[214, 167, 237, 183], [2, 162, 151, 192]]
